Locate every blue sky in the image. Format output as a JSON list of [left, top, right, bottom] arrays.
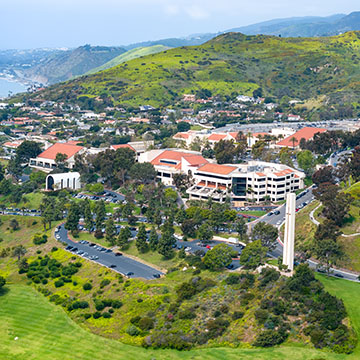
[[2, 0, 360, 49]]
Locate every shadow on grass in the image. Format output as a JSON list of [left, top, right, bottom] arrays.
[[0, 286, 10, 297]]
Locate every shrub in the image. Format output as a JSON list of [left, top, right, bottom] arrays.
[[83, 283, 92, 291], [100, 279, 111, 288], [84, 313, 91, 319], [94, 300, 105, 311], [51, 247, 58, 252], [111, 300, 123, 308], [206, 318, 230, 338], [54, 279, 64, 288], [93, 311, 102, 319], [126, 325, 140, 336], [138, 317, 154, 331], [33, 234, 48, 245], [232, 311, 244, 320], [102, 312, 111, 318], [130, 316, 141, 326], [255, 309, 269, 324], [253, 329, 288, 347], [178, 309, 196, 320]]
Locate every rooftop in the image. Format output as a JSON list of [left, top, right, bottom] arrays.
[[37, 143, 83, 161], [276, 127, 326, 147]]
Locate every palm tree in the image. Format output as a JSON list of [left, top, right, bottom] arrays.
[[290, 137, 298, 149], [12, 245, 27, 261]]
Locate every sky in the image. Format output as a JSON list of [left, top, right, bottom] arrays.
[[2, 0, 360, 49]]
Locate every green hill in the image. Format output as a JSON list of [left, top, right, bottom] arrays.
[[29, 31, 360, 107], [86, 45, 170, 74]]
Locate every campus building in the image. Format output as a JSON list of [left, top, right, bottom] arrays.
[[138, 149, 208, 186], [187, 161, 305, 205], [46, 172, 81, 191], [29, 142, 84, 173]]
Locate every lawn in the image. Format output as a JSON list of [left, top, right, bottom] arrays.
[[0, 283, 354, 360], [0, 192, 44, 210]]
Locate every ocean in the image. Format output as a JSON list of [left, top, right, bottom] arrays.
[[0, 78, 27, 99]]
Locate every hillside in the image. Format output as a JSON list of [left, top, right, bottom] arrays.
[[28, 31, 360, 108], [20, 45, 126, 85], [86, 45, 170, 75], [228, 13, 354, 37]]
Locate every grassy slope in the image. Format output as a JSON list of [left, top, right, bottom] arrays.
[[86, 45, 171, 75], [31, 31, 360, 107], [0, 282, 353, 360]]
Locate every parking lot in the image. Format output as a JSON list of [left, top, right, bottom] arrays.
[[55, 224, 163, 280]]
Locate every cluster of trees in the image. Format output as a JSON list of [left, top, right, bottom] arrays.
[[310, 167, 352, 272], [75, 147, 156, 189]]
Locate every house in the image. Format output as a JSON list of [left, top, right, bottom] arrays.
[[275, 127, 327, 149], [287, 114, 302, 122], [29, 142, 84, 173], [183, 94, 196, 102]]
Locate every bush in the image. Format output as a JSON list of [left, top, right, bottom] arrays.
[[102, 312, 111, 318], [126, 325, 140, 336], [83, 283, 92, 291], [100, 279, 111, 288], [255, 309, 269, 324], [33, 234, 48, 245], [138, 317, 154, 331], [206, 318, 230, 338], [178, 309, 196, 320], [253, 329, 287, 347], [130, 316, 141, 326], [93, 311, 102, 319], [111, 299, 122, 308], [51, 247, 58, 252], [232, 311, 244, 320], [54, 279, 64, 288], [84, 313, 91, 319]]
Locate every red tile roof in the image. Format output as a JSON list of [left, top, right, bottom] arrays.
[[151, 150, 207, 170], [111, 144, 135, 151], [276, 127, 326, 147], [173, 132, 190, 139], [37, 143, 83, 160], [197, 163, 237, 175], [207, 134, 227, 141]]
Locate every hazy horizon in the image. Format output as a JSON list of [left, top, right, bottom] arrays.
[[1, 0, 360, 49]]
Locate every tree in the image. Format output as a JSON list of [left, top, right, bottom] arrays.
[[203, 243, 233, 270], [177, 121, 190, 132], [290, 136, 298, 149], [55, 153, 68, 171], [118, 226, 131, 249], [105, 218, 117, 245], [129, 162, 156, 184], [9, 218, 19, 231], [197, 222, 214, 244], [181, 219, 196, 238], [16, 141, 42, 162], [240, 240, 267, 269], [252, 140, 267, 160], [12, 245, 27, 260], [65, 202, 80, 235], [83, 199, 93, 232], [158, 221, 176, 258], [235, 218, 248, 244], [149, 226, 158, 251], [251, 222, 278, 251], [297, 150, 315, 176], [279, 147, 294, 167], [313, 237, 344, 274], [94, 200, 106, 230], [136, 223, 148, 253], [214, 140, 239, 164], [312, 166, 335, 186]]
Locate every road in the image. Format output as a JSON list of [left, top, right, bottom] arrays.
[[56, 224, 163, 280]]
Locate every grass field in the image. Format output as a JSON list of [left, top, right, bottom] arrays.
[[0, 282, 356, 360], [0, 192, 44, 210]]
